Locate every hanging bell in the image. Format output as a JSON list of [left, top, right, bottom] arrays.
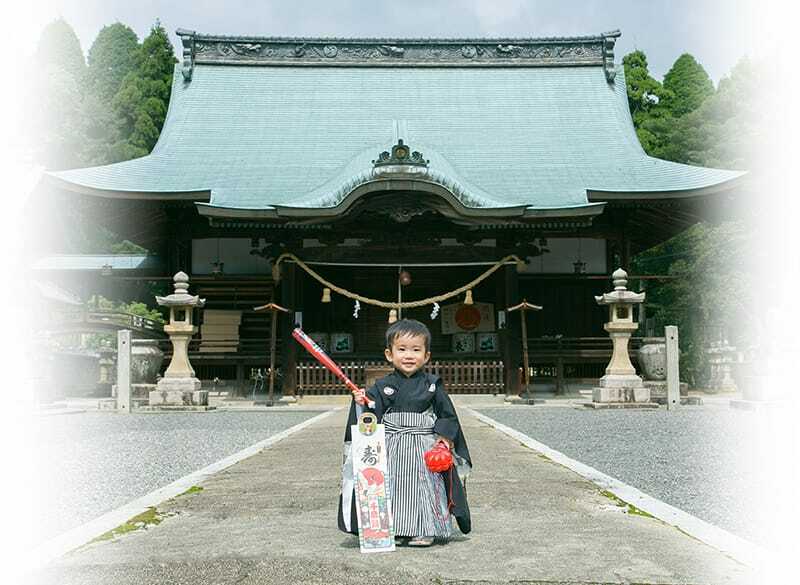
[[464, 289, 474, 305], [388, 309, 398, 323], [321, 287, 331, 303]]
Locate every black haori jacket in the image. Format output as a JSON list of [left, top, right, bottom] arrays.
[[338, 368, 472, 535]]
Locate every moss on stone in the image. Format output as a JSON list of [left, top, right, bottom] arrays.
[[600, 490, 655, 518], [90, 507, 165, 543]]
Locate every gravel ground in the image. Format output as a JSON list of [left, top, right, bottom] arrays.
[[32, 410, 321, 542], [473, 403, 778, 547]]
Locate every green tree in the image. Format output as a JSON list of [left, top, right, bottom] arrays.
[[622, 50, 674, 157], [112, 22, 176, 160], [633, 221, 752, 386], [662, 54, 715, 118], [664, 58, 757, 169], [87, 23, 139, 103], [29, 19, 94, 169], [34, 18, 86, 81]]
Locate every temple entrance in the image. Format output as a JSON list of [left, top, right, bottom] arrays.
[[290, 262, 510, 395]]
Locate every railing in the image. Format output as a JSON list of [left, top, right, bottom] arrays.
[[526, 336, 662, 360], [428, 361, 504, 394], [521, 336, 664, 389], [86, 311, 164, 335], [49, 309, 165, 337], [296, 360, 505, 395], [297, 360, 372, 396]]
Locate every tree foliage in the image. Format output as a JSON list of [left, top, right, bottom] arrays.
[[625, 52, 759, 386], [622, 50, 674, 157], [111, 22, 176, 160], [29, 19, 92, 170], [34, 18, 86, 81], [662, 54, 715, 118], [86, 295, 165, 323], [30, 18, 175, 254], [87, 22, 139, 103], [633, 222, 752, 386], [661, 59, 757, 169]]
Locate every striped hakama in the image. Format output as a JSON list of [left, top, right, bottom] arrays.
[[383, 410, 453, 540]]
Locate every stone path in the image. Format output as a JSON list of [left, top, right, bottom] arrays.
[[29, 408, 756, 585]]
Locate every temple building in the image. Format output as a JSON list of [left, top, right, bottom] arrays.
[[39, 29, 746, 397]]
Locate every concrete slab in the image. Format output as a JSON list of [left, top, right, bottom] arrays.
[[29, 409, 756, 585]]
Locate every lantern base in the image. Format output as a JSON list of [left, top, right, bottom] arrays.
[[598, 373, 643, 388], [150, 378, 207, 406], [592, 385, 651, 404]]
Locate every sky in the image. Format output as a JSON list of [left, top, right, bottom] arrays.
[[25, 0, 766, 83]]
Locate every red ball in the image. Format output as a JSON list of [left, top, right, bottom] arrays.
[[424, 444, 453, 472]]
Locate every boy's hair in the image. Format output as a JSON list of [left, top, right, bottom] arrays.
[[385, 319, 431, 352]]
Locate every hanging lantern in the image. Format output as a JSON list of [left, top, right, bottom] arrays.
[[388, 309, 398, 323], [399, 270, 412, 286], [321, 287, 331, 303], [464, 289, 474, 305]]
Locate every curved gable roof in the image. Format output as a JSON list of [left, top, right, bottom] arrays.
[[48, 31, 745, 220]]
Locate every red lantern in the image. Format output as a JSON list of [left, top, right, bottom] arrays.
[[424, 443, 453, 473]]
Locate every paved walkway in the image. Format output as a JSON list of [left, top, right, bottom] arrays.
[[30, 407, 755, 585]]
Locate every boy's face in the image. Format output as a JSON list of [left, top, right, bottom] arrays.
[[385, 333, 430, 376]]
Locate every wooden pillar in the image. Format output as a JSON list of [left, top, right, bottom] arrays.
[[236, 362, 244, 396], [280, 262, 298, 398], [502, 265, 521, 396], [556, 356, 565, 395]]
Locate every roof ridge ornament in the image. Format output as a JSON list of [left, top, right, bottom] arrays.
[[372, 139, 429, 168], [177, 29, 621, 69], [176, 28, 196, 81], [601, 30, 621, 83]]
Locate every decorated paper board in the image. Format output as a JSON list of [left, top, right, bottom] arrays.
[[351, 412, 395, 553], [441, 302, 495, 333]]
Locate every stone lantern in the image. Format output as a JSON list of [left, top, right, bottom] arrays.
[[151, 272, 207, 407], [590, 268, 656, 407]]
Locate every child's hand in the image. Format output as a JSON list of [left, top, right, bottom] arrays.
[[352, 387, 367, 405], [436, 435, 454, 450]]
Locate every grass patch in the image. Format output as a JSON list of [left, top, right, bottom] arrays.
[[90, 507, 166, 543], [600, 490, 654, 518], [177, 485, 203, 497]]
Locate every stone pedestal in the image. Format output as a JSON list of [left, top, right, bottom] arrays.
[[151, 376, 207, 406], [644, 381, 697, 404], [589, 373, 656, 407]]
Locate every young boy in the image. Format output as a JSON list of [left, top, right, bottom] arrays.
[[338, 319, 472, 546]]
